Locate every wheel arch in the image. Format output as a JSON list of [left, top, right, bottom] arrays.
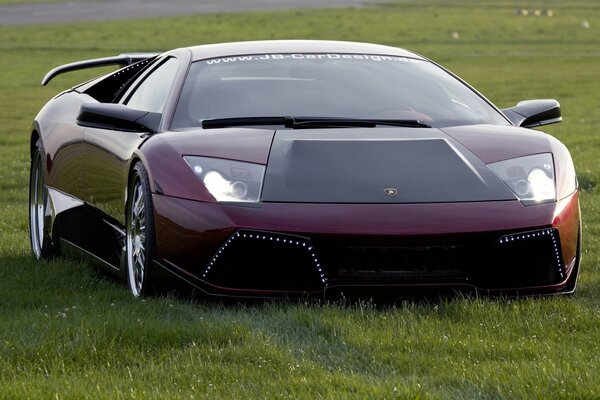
[[119, 156, 145, 275], [124, 153, 152, 217], [30, 128, 41, 158]]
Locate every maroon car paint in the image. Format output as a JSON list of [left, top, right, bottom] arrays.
[[441, 125, 553, 164], [34, 92, 88, 201], [152, 191, 580, 291], [140, 128, 275, 202], [81, 125, 146, 224], [552, 191, 580, 266]]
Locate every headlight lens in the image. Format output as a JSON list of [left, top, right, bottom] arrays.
[[487, 153, 555, 205], [183, 156, 265, 203]]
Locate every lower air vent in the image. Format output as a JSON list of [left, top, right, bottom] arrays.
[[475, 228, 565, 288], [202, 230, 326, 292]]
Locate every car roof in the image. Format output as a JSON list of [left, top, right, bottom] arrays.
[[186, 40, 425, 62]]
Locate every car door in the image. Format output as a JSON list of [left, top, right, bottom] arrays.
[[42, 92, 90, 203], [80, 56, 181, 226]]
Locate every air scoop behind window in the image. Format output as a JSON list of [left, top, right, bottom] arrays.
[[261, 128, 516, 204]]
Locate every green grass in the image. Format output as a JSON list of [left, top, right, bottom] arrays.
[[0, 0, 65, 4], [2, 1, 600, 398]]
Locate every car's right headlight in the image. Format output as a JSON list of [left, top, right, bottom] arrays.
[[183, 156, 265, 203], [487, 153, 556, 206]]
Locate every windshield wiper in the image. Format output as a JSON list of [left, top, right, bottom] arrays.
[[289, 117, 431, 128], [201, 116, 431, 129], [202, 117, 288, 129]]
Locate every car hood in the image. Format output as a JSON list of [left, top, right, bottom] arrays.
[[261, 126, 518, 203]]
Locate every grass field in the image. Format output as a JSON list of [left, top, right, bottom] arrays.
[[0, 0, 64, 5], [1, 1, 600, 398]]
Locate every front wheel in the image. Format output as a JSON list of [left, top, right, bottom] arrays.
[[126, 162, 157, 297]]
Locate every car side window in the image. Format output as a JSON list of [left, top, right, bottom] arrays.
[[125, 57, 180, 113]]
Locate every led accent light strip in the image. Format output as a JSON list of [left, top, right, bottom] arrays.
[[110, 58, 152, 78], [202, 230, 328, 285], [497, 228, 564, 278]]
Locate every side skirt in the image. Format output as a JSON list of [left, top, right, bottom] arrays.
[[59, 237, 122, 277]]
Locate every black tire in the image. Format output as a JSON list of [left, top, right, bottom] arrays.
[[126, 161, 157, 297], [29, 138, 54, 259]]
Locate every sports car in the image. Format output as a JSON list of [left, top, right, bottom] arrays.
[[30, 40, 580, 300]]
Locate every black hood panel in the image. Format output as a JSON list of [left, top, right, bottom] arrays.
[[261, 128, 515, 203]]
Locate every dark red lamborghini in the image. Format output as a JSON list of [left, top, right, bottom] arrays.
[[30, 40, 580, 299]]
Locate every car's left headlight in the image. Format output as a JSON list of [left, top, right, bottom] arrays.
[[184, 156, 265, 203], [487, 153, 556, 205]]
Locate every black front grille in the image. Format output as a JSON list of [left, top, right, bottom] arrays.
[[315, 228, 565, 289], [202, 228, 566, 293], [335, 244, 467, 280]]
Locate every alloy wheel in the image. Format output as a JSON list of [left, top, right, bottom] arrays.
[[127, 174, 147, 297]]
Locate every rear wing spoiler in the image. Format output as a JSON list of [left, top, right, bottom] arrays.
[[41, 53, 159, 86]]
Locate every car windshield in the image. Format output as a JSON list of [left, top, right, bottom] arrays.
[[171, 53, 510, 129]]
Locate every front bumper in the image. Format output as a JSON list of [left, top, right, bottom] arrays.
[[152, 192, 580, 299]]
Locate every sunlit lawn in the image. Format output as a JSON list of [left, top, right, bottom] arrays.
[[1, 1, 600, 398]]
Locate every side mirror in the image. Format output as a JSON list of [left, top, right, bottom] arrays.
[[77, 103, 161, 133], [501, 99, 561, 128]]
